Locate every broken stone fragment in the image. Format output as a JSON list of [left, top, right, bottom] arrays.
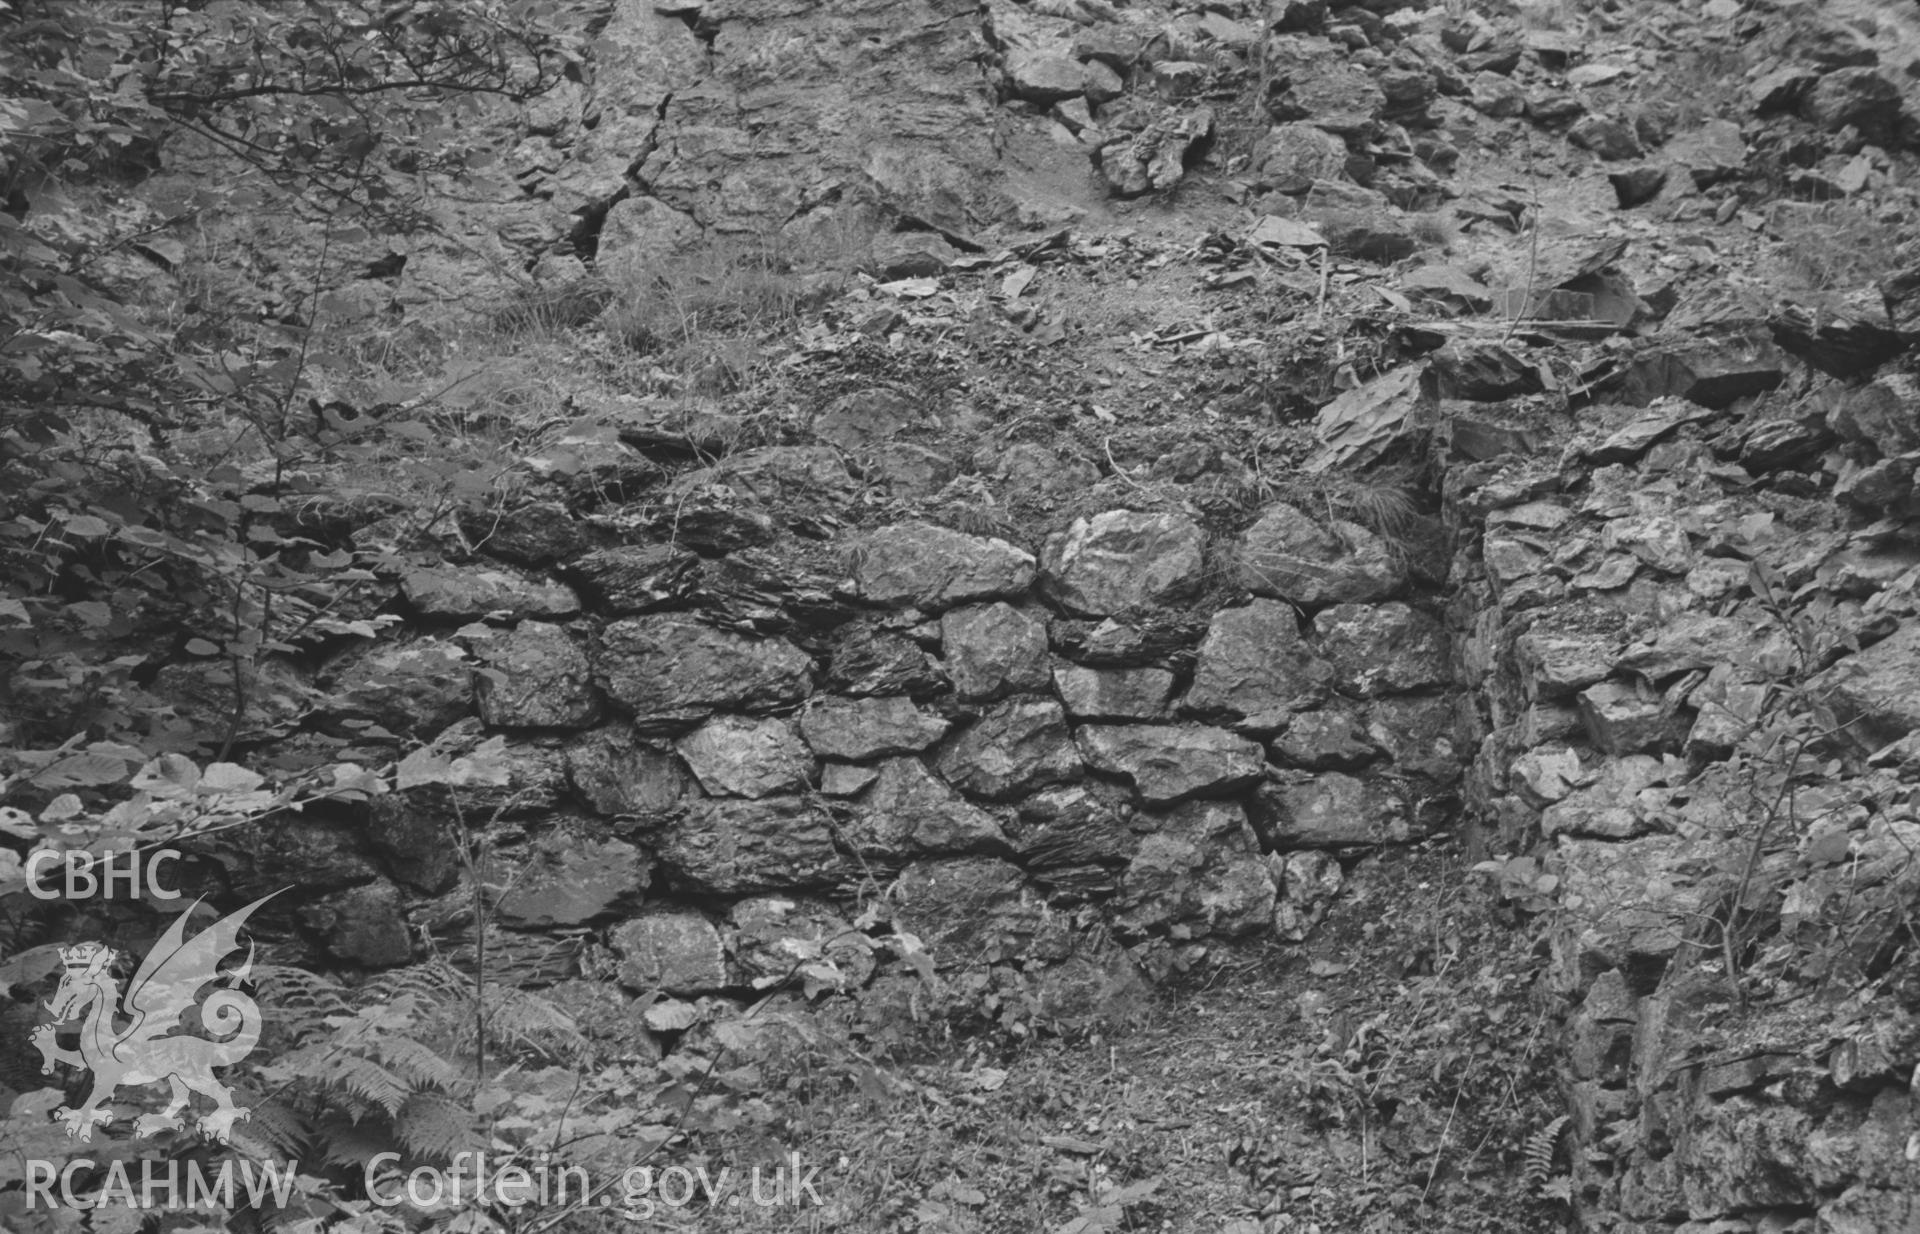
[[1270, 708, 1375, 771], [1600, 514, 1693, 575], [304, 881, 413, 968], [820, 762, 879, 796], [854, 522, 1037, 609], [1829, 375, 1920, 458], [1578, 681, 1686, 756], [1510, 746, 1587, 806], [1738, 417, 1832, 472], [565, 726, 688, 815], [1115, 800, 1275, 939], [1568, 113, 1642, 160], [474, 621, 600, 729], [941, 602, 1052, 700], [1515, 631, 1616, 700], [675, 715, 812, 799], [1238, 503, 1406, 606], [1312, 602, 1450, 697], [1005, 50, 1085, 104], [1818, 623, 1920, 751], [1314, 210, 1419, 263], [1096, 107, 1214, 198], [1249, 772, 1411, 848], [797, 695, 948, 760], [1470, 71, 1526, 117], [1548, 834, 1724, 992], [936, 697, 1084, 801], [1007, 783, 1136, 878], [1077, 724, 1266, 806], [1617, 338, 1786, 409], [1254, 122, 1349, 184], [613, 911, 728, 996], [869, 231, 958, 278], [889, 858, 1067, 969], [597, 198, 701, 280], [1581, 400, 1717, 465], [1040, 510, 1207, 617], [1053, 662, 1177, 721], [565, 545, 699, 614], [495, 832, 651, 927], [823, 621, 948, 698], [728, 895, 875, 993], [597, 616, 812, 729], [1366, 697, 1460, 785], [1185, 598, 1334, 720], [401, 566, 579, 620], [1686, 674, 1769, 759], [847, 757, 1010, 861], [323, 636, 472, 737], [1271, 850, 1343, 942], [1801, 67, 1902, 137], [659, 797, 848, 895]]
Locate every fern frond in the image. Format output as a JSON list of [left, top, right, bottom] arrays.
[[244, 1099, 316, 1160], [1525, 1114, 1571, 1191], [376, 1034, 466, 1093], [481, 986, 590, 1064], [316, 1053, 412, 1118], [364, 960, 470, 1008], [312, 1115, 399, 1169], [394, 1092, 480, 1163]]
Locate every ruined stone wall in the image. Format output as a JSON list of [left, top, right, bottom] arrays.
[[1445, 388, 1920, 1232], [211, 402, 1464, 1036]]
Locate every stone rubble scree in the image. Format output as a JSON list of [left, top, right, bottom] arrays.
[[140, 0, 1920, 1228]]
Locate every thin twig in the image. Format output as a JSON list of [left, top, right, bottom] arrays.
[[1422, 1085, 1465, 1204], [1502, 191, 1541, 345], [1315, 243, 1331, 324]]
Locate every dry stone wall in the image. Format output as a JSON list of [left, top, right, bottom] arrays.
[[231, 447, 1465, 1031]]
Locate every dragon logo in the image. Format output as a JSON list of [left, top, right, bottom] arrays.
[[29, 892, 279, 1143]]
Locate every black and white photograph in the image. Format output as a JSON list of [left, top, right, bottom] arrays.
[[2, 0, 1918, 1230]]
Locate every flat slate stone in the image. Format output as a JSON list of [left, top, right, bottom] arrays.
[[1053, 662, 1177, 721], [936, 697, 1084, 801], [1250, 772, 1412, 848], [823, 621, 947, 697], [496, 832, 651, 927], [675, 715, 812, 798], [847, 757, 1009, 860], [659, 797, 849, 895], [1077, 724, 1266, 805], [1819, 623, 1920, 752], [402, 566, 580, 620], [598, 616, 812, 726], [853, 522, 1036, 610], [798, 695, 949, 760], [565, 545, 700, 614]]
